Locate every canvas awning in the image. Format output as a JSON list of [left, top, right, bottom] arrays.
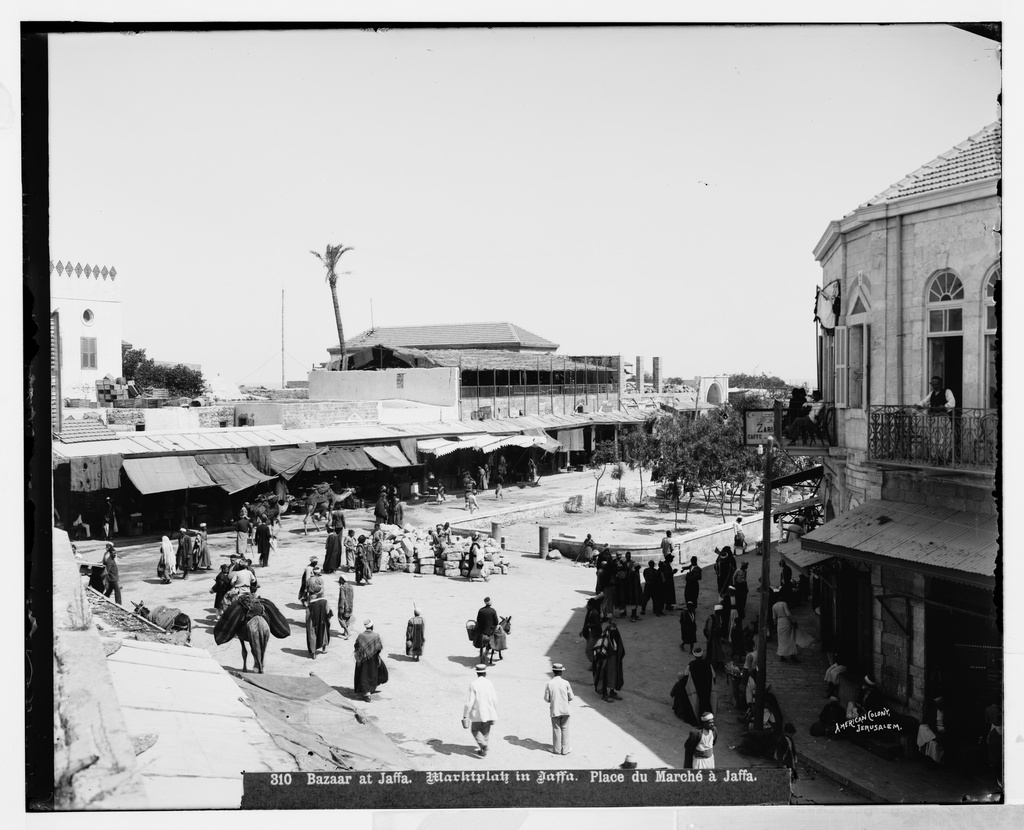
[[523, 427, 563, 454], [123, 456, 216, 494], [417, 436, 492, 458], [195, 453, 277, 494], [556, 428, 585, 452], [269, 447, 324, 479], [478, 434, 538, 453], [800, 499, 997, 588], [362, 444, 418, 468], [317, 447, 377, 472]]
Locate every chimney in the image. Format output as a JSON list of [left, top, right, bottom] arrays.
[[635, 356, 644, 393], [652, 357, 662, 393]]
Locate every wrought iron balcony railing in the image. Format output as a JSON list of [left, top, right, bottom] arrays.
[[867, 405, 998, 471]]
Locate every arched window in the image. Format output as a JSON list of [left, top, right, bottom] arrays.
[[706, 383, 721, 404], [984, 266, 1000, 409], [926, 270, 964, 407]]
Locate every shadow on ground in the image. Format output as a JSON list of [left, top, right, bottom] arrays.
[[504, 735, 550, 753], [426, 739, 481, 759]]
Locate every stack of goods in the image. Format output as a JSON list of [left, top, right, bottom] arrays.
[[481, 539, 513, 576], [95, 375, 129, 405]]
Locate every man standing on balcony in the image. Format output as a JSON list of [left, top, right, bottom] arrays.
[[917, 376, 955, 412]]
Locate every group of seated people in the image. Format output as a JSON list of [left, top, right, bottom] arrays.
[[783, 388, 826, 445]]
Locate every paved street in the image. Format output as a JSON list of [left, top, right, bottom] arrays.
[[75, 473, 870, 804]]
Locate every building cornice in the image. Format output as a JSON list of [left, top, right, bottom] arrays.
[[813, 177, 1000, 264]]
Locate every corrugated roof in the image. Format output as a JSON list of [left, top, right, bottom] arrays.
[[862, 121, 1001, 207], [56, 418, 118, 443], [343, 322, 558, 352], [52, 411, 647, 461], [800, 499, 997, 583]]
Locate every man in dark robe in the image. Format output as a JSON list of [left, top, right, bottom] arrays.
[[812, 696, 847, 738], [592, 618, 626, 702], [355, 535, 373, 585], [353, 620, 383, 701], [304, 574, 331, 658], [599, 560, 618, 619], [374, 487, 389, 526], [329, 505, 346, 534], [679, 602, 698, 652], [323, 527, 344, 574], [474, 597, 499, 665], [625, 561, 642, 622], [733, 563, 749, 626], [719, 586, 734, 641], [406, 606, 425, 660], [704, 606, 727, 671], [298, 556, 319, 603], [659, 554, 678, 611], [642, 561, 664, 616], [176, 527, 193, 580], [254, 517, 272, 567], [671, 645, 717, 726], [715, 547, 737, 595], [683, 556, 702, 606], [337, 575, 354, 639]]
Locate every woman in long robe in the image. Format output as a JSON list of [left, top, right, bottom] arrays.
[[613, 564, 629, 618], [715, 548, 736, 595], [580, 597, 603, 666], [323, 528, 344, 574], [406, 607, 425, 660], [210, 564, 233, 614], [773, 598, 799, 662], [305, 575, 331, 658], [704, 606, 727, 670], [683, 557, 702, 606], [592, 619, 626, 702], [353, 621, 383, 701], [659, 555, 678, 611], [671, 647, 717, 726], [195, 525, 211, 570], [158, 535, 175, 583]]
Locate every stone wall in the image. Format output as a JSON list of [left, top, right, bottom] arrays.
[[51, 529, 147, 809], [237, 400, 380, 428], [461, 392, 620, 420], [872, 564, 926, 718], [107, 405, 236, 431]]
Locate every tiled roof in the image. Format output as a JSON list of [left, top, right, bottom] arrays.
[[56, 417, 118, 443], [342, 322, 558, 352], [862, 121, 1001, 207]]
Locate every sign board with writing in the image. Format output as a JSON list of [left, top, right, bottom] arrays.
[[743, 409, 777, 446], [241, 768, 791, 809]]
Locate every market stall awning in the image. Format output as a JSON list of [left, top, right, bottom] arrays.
[[195, 454, 277, 494], [123, 456, 216, 495], [523, 427, 563, 454], [417, 436, 491, 458], [556, 428, 585, 452], [269, 447, 324, 480], [317, 446, 377, 472], [362, 444, 418, 468], [478, 434, 538, 453], [800, 499, 997, 588]]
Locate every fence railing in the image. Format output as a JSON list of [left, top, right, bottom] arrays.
[[462, 384, 616, 399], [867, 405, 998, 471]]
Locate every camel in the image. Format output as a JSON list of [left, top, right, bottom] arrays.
[[302, 484, 354, 535]]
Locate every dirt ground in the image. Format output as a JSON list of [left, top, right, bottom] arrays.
[[77, 471, 863, 804]]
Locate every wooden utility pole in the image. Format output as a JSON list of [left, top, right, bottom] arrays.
[[753, 435, 775, 730], [281, 289, 285, 390]]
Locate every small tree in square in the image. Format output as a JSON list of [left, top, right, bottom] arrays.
[[620, 422, 660, 504], [588, 440, 620, 513]]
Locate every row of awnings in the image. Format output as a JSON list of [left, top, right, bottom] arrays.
[[123, 454, 276, 495], [417, 431, 563, 458], [118, 442, 422, 494]]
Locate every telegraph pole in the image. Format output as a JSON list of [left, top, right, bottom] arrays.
[[753, 434, 775, 730], [281, 289, 285, 390]]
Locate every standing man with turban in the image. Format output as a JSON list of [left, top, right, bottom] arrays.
[[353, 620, 383, 702], [474, 596, 499, 666], [689, 712, 718, 769], [337, 575, 354, 639], [176, 527, 193, 581], [323, 525, 344, 574], [406, 605, 425, 660], [304, 571, 331, 659]]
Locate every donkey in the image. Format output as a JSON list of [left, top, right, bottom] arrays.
[[485, 616, 512, 665]]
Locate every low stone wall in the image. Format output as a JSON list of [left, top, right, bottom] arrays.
[[52, 529, 147, 809]]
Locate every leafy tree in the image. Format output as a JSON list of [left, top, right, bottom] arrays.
[[588, 440, 620, 513], [729, 372, 791, 400], [120, 344, 206, 398], [620, 422, 660, 503], [311, 242, 355, 371], [664, 376, 686, 387]]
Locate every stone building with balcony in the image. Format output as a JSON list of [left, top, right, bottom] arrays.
[[786, 123, 1000, 739]]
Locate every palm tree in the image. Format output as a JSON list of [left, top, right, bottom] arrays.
[[311, 243, 354, 370]]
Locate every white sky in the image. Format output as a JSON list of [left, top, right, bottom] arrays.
[[46, 23, 1000, 388]]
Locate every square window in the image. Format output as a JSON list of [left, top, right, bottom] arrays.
[[928, 310, 944, 332], [947, 308, 962, 331], [987, 306, 997, 330]]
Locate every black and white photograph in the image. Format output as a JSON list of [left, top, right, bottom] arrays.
[[14, 2, 1019, 826]]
